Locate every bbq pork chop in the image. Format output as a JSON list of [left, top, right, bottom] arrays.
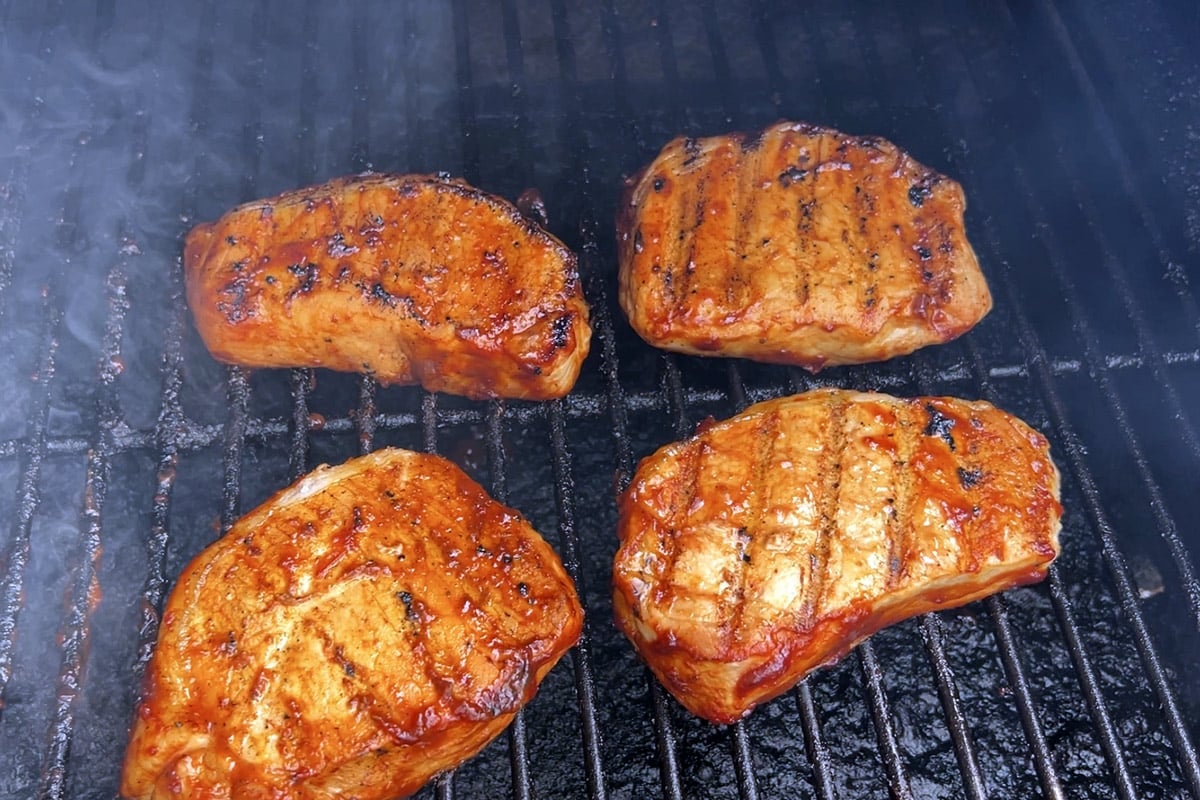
[[613, 389, 1061, 723], [185, 173, 591, 400], [617, 121, 992, 369], [122, 448, 583, 800]]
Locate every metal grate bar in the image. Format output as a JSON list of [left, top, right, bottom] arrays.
[[289, 370, 313, 480], [1045, 569, 1138, 800], [348, 11, 376, 459], [915, 614, 988, 799], [41, 449, 104, 800], [588, 242, 683, 800], [219, 367, 251, 533], [984, 594, 1064, 800], [543, 4, 622, 796], [40, 268, 128, 799], [0, 294, 60, 708], [500, 0, 535, 175], [548, 400, 609, 800], [858, 643, 915, 800], [486, 400, 534, 800]]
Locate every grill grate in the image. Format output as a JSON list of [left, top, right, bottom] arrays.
[[0, 1, 1198, 799]]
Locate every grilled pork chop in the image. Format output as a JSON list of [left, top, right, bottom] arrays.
[[185, 173, 591, 400], [613, 389, 1061, 723], [121, 448, 582, 800], [617, 121, 992, 369]]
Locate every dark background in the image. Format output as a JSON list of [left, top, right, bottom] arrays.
[[0, 1, 1198, 798]]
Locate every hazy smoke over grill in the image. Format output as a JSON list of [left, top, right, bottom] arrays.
[[1, 1, 1199, 798]]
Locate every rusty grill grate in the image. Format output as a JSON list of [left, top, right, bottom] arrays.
[[0, 1, 1199, 798]]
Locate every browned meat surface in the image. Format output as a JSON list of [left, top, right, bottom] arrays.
[[185, 173, 591, 400], [121, 448, 583, 799], [617, 121, 992, 369], [613, 389, 1061, 724]]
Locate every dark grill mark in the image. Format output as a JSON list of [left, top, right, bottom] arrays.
[[957, 467, 983, 489], [327, 232, 359, 257], [216, 271, 253, 323], [924, 403, 957, 451], [778, 165, 809, 187], [286, 261, 320, 303], [551, 314, 572, 349], [806, 399, 849, 623], [908, 184, 932, 207], [397, 590, 419, 622]]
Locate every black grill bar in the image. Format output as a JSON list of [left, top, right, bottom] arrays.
[[587, 228, 683, 800], [1045, 569, 1138, 800], [219, 367, 251, 533], [549, 401, 609, 800], [288, 370, 313, 480], [0, 293, 60, 706], [40, 269, 126, 798], [857, 643, 915, 800], [912, 10, 1200, 787], [217, 0, 271, 538], [984, 594, 1065, 800], [486, 400, 534, 800]]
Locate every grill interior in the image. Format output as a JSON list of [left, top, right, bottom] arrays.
[[1, 1, 1199, 798]]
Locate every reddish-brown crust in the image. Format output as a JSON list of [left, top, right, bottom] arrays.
[[616, 121, 992, 369], [121, 448, 583, 799], [185, 173, 591, 400], [613, 390, 1061, 723]]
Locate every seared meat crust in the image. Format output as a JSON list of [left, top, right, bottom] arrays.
[[122, 448, 582, 800], [185, 173, 591, 400], [617, 121, 992, 369], [613, 389, 1061, 723]]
